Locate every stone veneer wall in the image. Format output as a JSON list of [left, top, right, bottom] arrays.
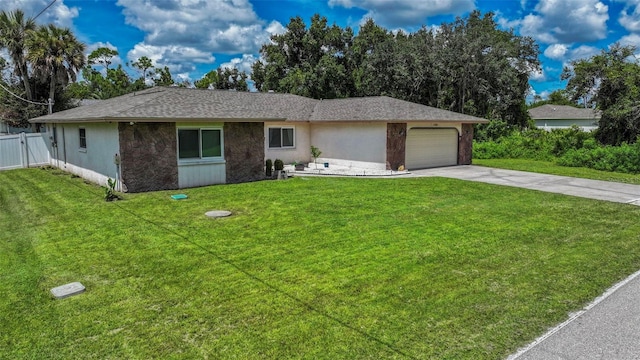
[[118, 122, 179, 192], [458, 123, 474, 165], [386, 123, 407, 170], [224, 122, 265, 184]]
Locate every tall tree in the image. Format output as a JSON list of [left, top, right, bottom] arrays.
[[195, 67, 250, 91], [430, 11, 539, 125], [27, 24, 86, 105], [0, 9, 36, 100], [252, 14, 354, 98], [253, 12, 539, 126], [153, 66, 174, 86], [131, 56, 154, 83], [88, 47, 118, 70], [563, 44, 640, 145], [194, 69, 219, 89], [529, 89, 578, 108]]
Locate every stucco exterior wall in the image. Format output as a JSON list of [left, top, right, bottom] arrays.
[[264, 122, 311, 164], [47, 123, 121, 188], [119, 122, 179, 192], [310, 122, 387, 166], [224, 122, 265, 184]]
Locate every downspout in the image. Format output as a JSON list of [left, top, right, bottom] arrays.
[[24, 133, 30, 168], [52, 124, 59, 168], [62, 126, 67, 164]]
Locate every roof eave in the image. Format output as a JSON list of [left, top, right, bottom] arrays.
[[31, 117, 287, 124]]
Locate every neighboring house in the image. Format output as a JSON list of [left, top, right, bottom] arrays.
[[529, 104, 600, 131], [30, 87, 488, 192]]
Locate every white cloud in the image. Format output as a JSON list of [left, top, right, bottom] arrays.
[[127, 43, 215, 75], [266, 20, 287, 36], [328, 0, 475, 27], [544, 44, 568, 60], [619, 0, 640, 32], [541, 42, 599, 71], [2, 0, 78, 28], [219, 54, 258, 75], [620, 32, 640, 47], [114, 0, 283, 79], [569, 45, 600, 61], [514, 0, 609, 44], [530, 68, 546, 82], [207, 23, 270, 54], [175, 72, 192, 83], [116, 0, 280, 54], [539, 90, 551, 99]]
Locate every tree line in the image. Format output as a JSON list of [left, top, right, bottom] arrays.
[[0, 9, 84, 125], [253, 12, 540, 128], [4, 8, 640, 147], [0, 9, 249, 127]]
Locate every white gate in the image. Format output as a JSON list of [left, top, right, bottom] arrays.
[[0, 133, 50, 170]]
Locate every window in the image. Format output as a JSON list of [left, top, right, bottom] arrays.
[[79, 128, 86, 149], [178, 128, 222, 160], [268, 127, 294, 148]]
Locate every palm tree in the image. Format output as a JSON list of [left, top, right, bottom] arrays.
[[27, 24, 86, 105], [0, 9, 36, 100]]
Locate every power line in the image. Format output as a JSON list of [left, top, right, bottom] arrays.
[[33, 0, 57, 21], [0, 0, 57, 113], [0, 82, 50, 106]]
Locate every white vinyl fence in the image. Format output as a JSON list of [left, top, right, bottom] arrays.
[[0, 133, 50, 170]]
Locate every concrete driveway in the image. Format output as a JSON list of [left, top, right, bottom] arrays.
[[411, 165, 640, 206]]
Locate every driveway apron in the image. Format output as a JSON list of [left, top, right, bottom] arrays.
[[410, 165, 640, 206]]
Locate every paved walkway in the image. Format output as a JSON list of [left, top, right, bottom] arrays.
[[410, 165, 640, 206]]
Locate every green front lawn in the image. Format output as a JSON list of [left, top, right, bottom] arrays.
[[3, 168, 640, 359]]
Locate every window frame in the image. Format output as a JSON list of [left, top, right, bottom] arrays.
[[79, 127, 87, 150], [177, 126, 224, 163], [268, 127, 295, 149]]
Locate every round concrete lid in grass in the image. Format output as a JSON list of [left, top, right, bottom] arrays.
[[205, 210, 232, 218]]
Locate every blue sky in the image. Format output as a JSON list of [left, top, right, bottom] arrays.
[[4, 0, 640, 100]]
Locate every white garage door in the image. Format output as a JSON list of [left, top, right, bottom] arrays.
[[406, 128, 458, 169]]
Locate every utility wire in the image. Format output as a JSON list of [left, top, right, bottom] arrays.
[[0, 0, 57, 111], [0, 82, 50, 106], [34, 0, 57, 21]]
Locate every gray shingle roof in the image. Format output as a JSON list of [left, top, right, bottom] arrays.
[[31, 87, 488, 124], [528, 104, 600, 120], [310, 96, 487, 122]]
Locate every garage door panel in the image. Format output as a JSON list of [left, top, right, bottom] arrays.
[[406, 128, 458, 169]]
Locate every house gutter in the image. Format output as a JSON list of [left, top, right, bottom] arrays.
[[30, 117, 288, 124]]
